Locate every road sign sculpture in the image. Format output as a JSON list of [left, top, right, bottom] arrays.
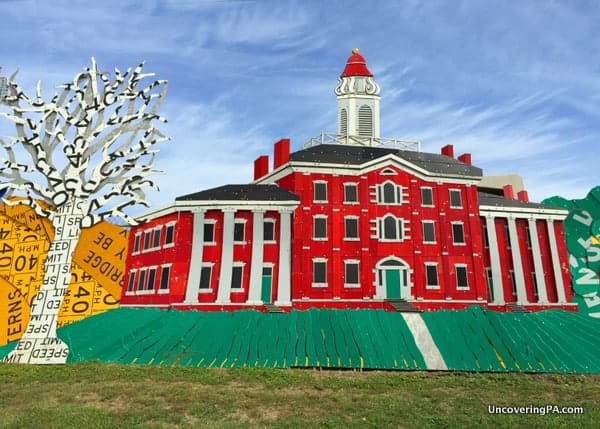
[[0, 60, 168, 363]]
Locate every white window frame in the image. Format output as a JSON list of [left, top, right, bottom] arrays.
[[344, 260, 360, 288], [424, 262, 440, 289], [376, 180, 404, 205], [231, 262, 245, 291], [451, 222, 466, 245], [199, 263, 214, 293], [126, 269, 137, 295], [151, 226, 162, 250], [132, 232, 142, 255], [263, 218, 276, 243], [313, 180, 328, 203], [312, 258, 328, 288], [233, 219, 247, 244], [455, 264, 469, 290], [313, 215, 328, 241], [142, 229, 153, 253], [146, 266, 158, 292], [422, 220, 436, 244], [380, 168, 397, 176], [344, 216, 360, 241], [343, 182, 359, 204], [377, 214, 405, 242], [420, 187, 434, 207], [164, 222, 176, 248], [136, 268, 152, 294], [203, 219, 217, 246], [158, 264, 172, 293], [449, 189, 462, 209]]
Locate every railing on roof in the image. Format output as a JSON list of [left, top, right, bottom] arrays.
[[302, 132, 420, 151]]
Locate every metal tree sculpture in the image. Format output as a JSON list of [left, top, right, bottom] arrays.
[[0, 60, 168, 363]]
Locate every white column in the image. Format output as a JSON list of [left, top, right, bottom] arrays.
[[547, 219, 567, 303], [247, 210, 264, 304], [184, 209, 205, 304], [216, 208, 236, 304], [485, 216, 504, 305], [528, 218, 548, 304], [507, 217, 528, 305], [275, 209, 292, 306]]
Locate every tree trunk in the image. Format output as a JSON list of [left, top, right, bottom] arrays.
[[2, 199, 90, 364]]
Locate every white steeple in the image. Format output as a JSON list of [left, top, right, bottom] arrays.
[[335, 48, 381, 141]]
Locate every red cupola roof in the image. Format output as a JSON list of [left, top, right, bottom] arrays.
[[341, 48, 373, 77]]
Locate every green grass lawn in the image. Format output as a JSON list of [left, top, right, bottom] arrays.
[[0, 363, 598, 428]]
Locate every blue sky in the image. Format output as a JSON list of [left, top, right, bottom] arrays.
[[1, 0, 599, 210]]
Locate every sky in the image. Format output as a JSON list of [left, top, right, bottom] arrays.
[[0, 0, 599, 213]]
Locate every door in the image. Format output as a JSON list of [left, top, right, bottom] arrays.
[[385, 269, 401, 299], [261, 267, 272, 304]]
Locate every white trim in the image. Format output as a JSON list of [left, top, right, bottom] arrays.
[[184, 210, 205, 304], [163, 221, 176, 248], [312, 258, 328, 288], [451, 221, 466, 245], [485, 216, 504, 305], [158, 263, 172, 292], [454, 263, 469, 290], [231, 262, 245, 291], [313, 214, 328, 240], [344, 215, 360, 240], [420, 186, 434, 207], [547, 219, 567, 303], [528, 218, 548, 304], [507, 218, 527, 304], [424, 262, 440, 289], [132, 232, 142, 255], [344, 259, 360, 288], [449, 188, 462, 209], [203, 219, 217, 245], [479, 206, 568, 219], [125, 269, 137, 295], [198, 263, 214, 294], [275, 210, 293, 306], [247, 210, 265, 304], [216, 209, 235, 304], [422, 220, 436, 244], [343, 182, 359, 204], [263, 217, 277, 243], [313, 180, 328, 203]]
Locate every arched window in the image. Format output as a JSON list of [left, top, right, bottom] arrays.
[[339, 108, 348, 135], [383, 215, 397, 240], [358, 105, 373, 136], [383, 182, 395, 204]]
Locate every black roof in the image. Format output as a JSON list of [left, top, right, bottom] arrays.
[[477, 191, 563, 210], [176, 184, 300, 202], [289, 144, 482, 177]]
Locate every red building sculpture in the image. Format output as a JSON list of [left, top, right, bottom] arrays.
[[121, 50, 576, 313]]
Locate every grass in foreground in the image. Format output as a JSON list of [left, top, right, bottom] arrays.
[[0, 363, 599, 428]]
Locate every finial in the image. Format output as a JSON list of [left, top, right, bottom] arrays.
[[352, 48, 360, 55]]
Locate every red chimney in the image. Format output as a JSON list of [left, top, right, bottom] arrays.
[[503, 184, 515, 199], [457, 153, 472, 165], [517, 190, 529, 202], [254, 155, 269, 180], [441, 144, 454, 158], [273, 138, 290, 169]]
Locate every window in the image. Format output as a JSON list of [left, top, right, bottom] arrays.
[[482, 224, 489, 248], [127, 270, 136, 293], [486, 268, 494, 301], [340, 108, 348, 135], [525, 225, 532, 249], [421, 187, 433, 207], [380, 168, 397, 175], [531, 271, 538, 297], [344, 183, 358, 203], [313, 216, 327, 240], [137, 269, 147, 291], [143, 230, 152, 251], [452, 222, 465, 245], [344, 261, 359, 287], [199, 265, 212, 291], [313, 181, 327, 202], [449, 189, 462, 208], [358, 105, 373, 136], [377, 181, 404, 205], [152, 227, 161, 249], [455, 265, 468, 289], [425, 263, 439, 289], [344, 217, 359, 240], [234, 220, 245, 243], [203, 222, 215, 243], [504, 224, 511, 249], [231, 265, 243, 290], [159, 265, 171, 290], [422, 221, 435, 243], [164, 223, 175, 247], [133, 233, 141, 254], [147, 267, 157, 291], [378, 215, 404, 241], [264, 219, 275, 242], [313, 259, 327, 286], [509, 270, 516, 295]]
